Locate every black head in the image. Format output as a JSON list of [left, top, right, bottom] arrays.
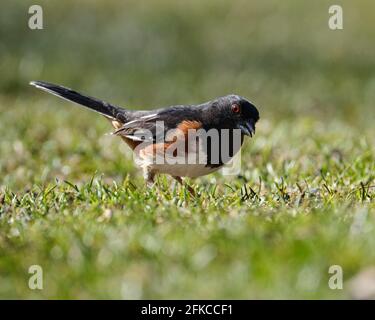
[[204, 95, 260, 137]]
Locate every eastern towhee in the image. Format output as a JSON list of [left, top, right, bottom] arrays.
[[30, 81, 259, 194]]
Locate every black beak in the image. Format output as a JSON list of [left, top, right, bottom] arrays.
[[238, 119, 256, 137]]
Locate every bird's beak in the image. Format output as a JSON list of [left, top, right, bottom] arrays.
[[238, 120, 256, 137]]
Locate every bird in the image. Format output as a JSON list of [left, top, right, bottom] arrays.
[[30, 81, 259, 194]]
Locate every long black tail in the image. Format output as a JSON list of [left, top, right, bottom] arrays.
[[30, 81, 128, 121]]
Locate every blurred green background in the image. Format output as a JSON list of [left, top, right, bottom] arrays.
[[2, 0, 375, 120], [0, 0, 374, 299]]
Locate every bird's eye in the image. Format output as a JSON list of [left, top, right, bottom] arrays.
[[231, 103, 240, 114]]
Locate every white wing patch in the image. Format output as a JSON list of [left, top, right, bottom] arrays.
[[112, 113, 159, 138]]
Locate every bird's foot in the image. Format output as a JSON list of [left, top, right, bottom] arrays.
[[173, 176, 196, 197]]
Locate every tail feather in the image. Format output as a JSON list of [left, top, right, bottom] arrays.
[[30, 81, 128, 121]]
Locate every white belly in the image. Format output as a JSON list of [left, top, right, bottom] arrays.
[[134, 144, 222, 178]]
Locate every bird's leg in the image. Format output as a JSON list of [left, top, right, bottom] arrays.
[[143, 167, 155, 188], [173, 176, 195, 196]]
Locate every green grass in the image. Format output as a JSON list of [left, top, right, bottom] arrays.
[[1, 102, 374, 299], [1, 0, 375, 299]]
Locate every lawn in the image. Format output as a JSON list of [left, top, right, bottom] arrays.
[[0, 0, 374, 299]]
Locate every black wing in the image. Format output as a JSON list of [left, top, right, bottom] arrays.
[[113, 106, 202, 142]]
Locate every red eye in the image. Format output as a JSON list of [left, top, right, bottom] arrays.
[[231, 104, 240, 113]]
